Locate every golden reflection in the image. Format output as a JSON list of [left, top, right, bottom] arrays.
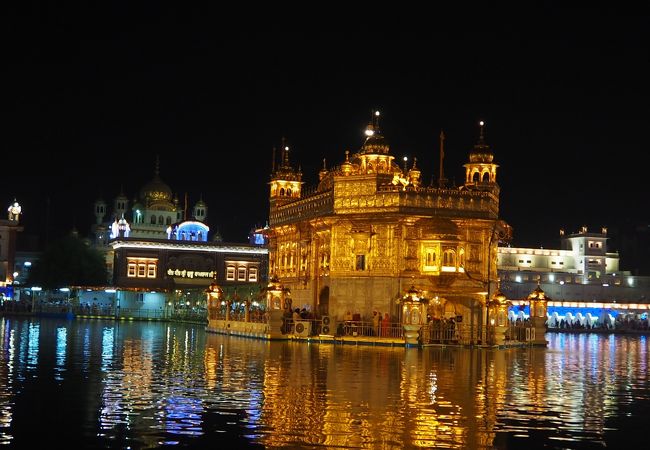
[[198, 333, 647, 449], [0, 320, 15, 445], [0, 320, 647, 448]]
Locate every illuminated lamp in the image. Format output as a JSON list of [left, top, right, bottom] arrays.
[[399, 285, 429, 346], [205, 277, 223, 322]]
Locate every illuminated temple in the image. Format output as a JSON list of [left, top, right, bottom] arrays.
[[83, 158, 268, 316], [267, 114, 511, 344]]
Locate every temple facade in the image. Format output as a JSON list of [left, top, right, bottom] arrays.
[[267, 115, 510, 342]]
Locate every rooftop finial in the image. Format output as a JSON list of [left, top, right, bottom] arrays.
[[322, 158, 327, 170], [373, 109, 381, 130], [479, 121, 486, 143], [271, 146, 276, 174], [438, 129, 446, 188], [365, 109, 381, 137], [281, 137, 289, 166], [155, 155, 160, 176]]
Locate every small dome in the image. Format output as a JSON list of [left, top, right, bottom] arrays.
[[527, 285, 548, 301], [490, 288, 508, 306], [341, 150, 353, 175], [469, 122, 494, 163], [362, 133, 390, 155], [139, 175, 173, 203], [469, 141, 494, 163]]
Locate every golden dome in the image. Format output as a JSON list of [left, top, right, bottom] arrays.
[[469, 142, 494, 163], [140, 174, 173, 203], [527, 285, 548, 301], [341, 150, 353, 175], [362, 133, 390, 155]]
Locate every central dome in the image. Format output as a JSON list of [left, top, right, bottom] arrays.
[[140, 174, 173, 203], [362, 133, 390, 154]]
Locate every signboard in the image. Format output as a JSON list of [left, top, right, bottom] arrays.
[[166, 269, 215, 279]]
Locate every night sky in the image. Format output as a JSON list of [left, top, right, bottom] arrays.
[[5, 6, 650, 251]]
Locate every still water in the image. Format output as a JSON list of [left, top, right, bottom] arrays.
[[0, 317, 647, 449]]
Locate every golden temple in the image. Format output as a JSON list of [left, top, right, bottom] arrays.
[[267, 114, 511, 344]]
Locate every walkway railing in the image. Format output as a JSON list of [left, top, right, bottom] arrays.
[[420, 324, 459, 344]]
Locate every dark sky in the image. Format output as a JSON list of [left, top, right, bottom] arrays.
[[4, 6, 650, 250]]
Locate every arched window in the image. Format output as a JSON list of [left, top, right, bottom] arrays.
[[158, 215, 164, 225], [473, 171, 480, 182], [287, 188, 292, 196], [279, 188, 285, 196], [151, 215, 156, 224], [482, 171, 490, 182], [426, 251, 436, 266], [166, 216, 172, 225], [443, 249, 456, 267]]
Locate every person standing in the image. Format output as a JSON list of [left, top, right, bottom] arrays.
[[381, 312, 390, 337], [372, 311, 380, 336]]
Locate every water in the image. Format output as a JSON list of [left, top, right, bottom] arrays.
[[0, 317, 647, 449]]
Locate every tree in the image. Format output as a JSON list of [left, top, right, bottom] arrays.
[[26, 233, 107, 289]]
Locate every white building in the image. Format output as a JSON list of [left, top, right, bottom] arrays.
[[498, 226, 650, 304], [92, 157, 208, 245]]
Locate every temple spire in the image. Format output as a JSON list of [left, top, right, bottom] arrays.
[[372, 109, 381, 131], [271, 146, 276, 174], [319, 158, 328, 181], [279, 137, 290, 167], [438, 129, 446, 188]]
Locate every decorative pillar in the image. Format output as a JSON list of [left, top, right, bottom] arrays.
[[265, 274, 290, 338], [527, 283, 549, 346], [400, 285, 429, 346], [487, 286, 511, 346], [205, 278, 223, 329]]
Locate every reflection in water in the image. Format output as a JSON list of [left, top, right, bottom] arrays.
[[55, 326, 67, 381], [0, 317, 647, 448], [0, 320, 15, 445]]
